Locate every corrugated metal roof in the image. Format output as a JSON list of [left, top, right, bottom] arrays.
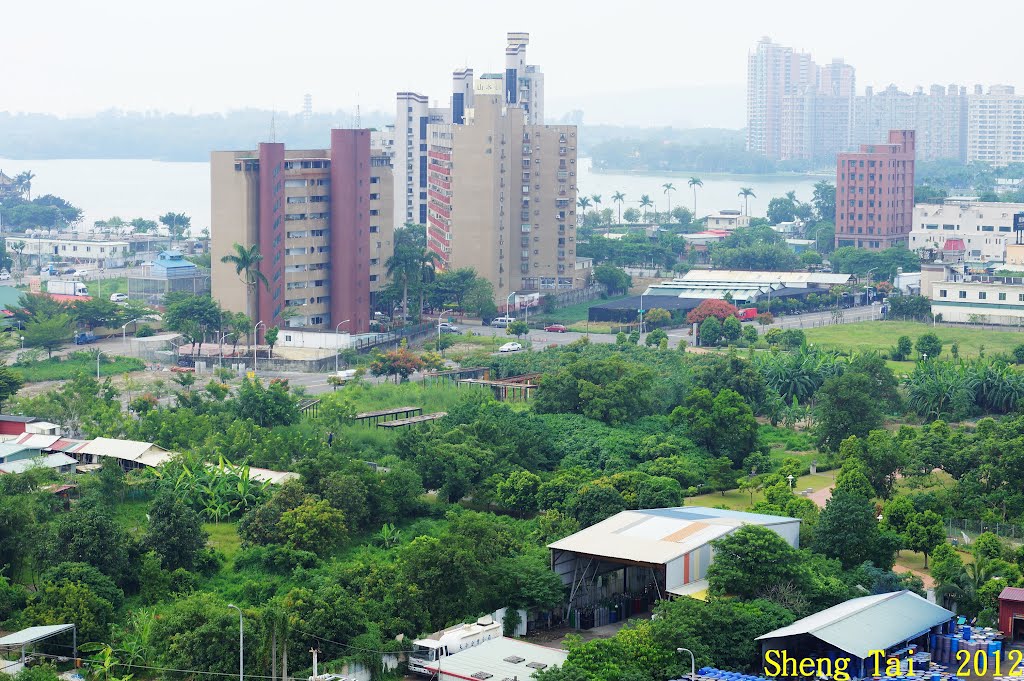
[[1000, 586, 1024, 603], [14, 433, 62, 449], [81, 437, 166, 462], [0, 453, 77, 475], [423, 637, 566, 679], [679, 270, 853, 285], [756, 591, 952, 659], [548, 507, 799, 566], [0, 624, 75, 647], [0, 443, 37, 459]]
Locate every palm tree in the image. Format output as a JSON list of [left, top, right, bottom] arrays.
[[688, 177, 704, 216], [662, 183, 676, 218], [418, 250, 441, 317], [219, 243, 270, 321], [577, 196, 592, 225], [639, 195, 654, 222], [786, 190, 800, 204], [936, 558, 999, 617], [739, 187, 756, 216], [15, 171, 35, 200], [612, 192, 626, 224]]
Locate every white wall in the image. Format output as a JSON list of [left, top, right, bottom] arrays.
[[279, 330, 353, 350]]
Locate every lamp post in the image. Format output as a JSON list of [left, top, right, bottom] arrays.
[[122, 318, 145, 346], [437, 311, 445, 350], [335, 319, 351, 373], [864, 268, 877, 306], [506, 291, 517, 319], [227, 604, 243, 681], [19, 335, 24, 350], [676, 648, 696, 681], [219, 332, 236, 368], [253, 321, 265, 374], [787, 474, 795, 489], [96, 349, 102, 380]]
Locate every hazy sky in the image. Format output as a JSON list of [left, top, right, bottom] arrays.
[[4, 0, 1019, 126]]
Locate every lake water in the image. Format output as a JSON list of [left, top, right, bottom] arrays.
[[0, 156, 824, 231]]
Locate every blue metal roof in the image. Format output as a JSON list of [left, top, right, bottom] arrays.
[[153, 251, 196, 270]]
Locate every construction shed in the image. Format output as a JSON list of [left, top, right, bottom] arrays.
[[76, 437, 173, 470], [548, 507, 800, 620], [998, 586, 1024, 640], [756, 591, 953, 680]]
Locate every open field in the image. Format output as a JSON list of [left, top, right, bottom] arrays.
[[687, 470, 837, 512], [804, 321, 1024, 359], [13, 352, 146, 382]]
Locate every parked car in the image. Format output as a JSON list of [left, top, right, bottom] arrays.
[[438, 322, 459, 333], [74, 332, 98, 345], [0, 270, 10, 281], [543, 324, 568, 333], [499, 342, 523, 353], [109, 293, 129, 303], [74, 269, 91, 278], [490, 316, 516, 328]]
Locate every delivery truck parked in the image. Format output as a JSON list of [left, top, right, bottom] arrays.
[[48, 280, 89, 297]]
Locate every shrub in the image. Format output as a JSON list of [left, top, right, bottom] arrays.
[[135, 325, 155, 338]]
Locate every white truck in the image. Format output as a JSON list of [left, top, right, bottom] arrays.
[[408, 616, 502, 676], [48, 280, 89, 297]]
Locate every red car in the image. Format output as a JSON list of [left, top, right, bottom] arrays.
[[544, 324, 568, 333]]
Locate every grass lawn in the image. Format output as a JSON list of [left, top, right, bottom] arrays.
[[13, 352, 145, 382], [205, 521, 242, 559], [531, 296, 628, 325], [688, 471, 836, 512], [112, 499, 150, 538], [804, 321, 1024, 359]]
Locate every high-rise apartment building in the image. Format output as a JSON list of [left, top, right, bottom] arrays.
[[426, 92, 581, 301], [211, 130, 376, 334], [852, 84, 968, 162], [368, 136, 395, 306], [968, 85, 1024, 166], [747, 37, 819, 160], [835, 130, 916, 251], [394, 32, 545, 229]]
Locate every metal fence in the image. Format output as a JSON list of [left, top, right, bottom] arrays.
[[945, 518, 1024, 546], [352, 321, 434, 352]]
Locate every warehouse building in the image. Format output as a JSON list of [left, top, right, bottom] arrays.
[[548, 507, 800, 614], [756, 590, 953, 680]]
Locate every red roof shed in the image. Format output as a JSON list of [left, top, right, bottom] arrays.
[[998, 586, 1024, 638]]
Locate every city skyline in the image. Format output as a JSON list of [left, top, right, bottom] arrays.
[[4, 0, 1023, 128]]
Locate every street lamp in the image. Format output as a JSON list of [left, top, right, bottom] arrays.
[[335, 319, 351, 373], [506, 291, 517, 318], [96, 349, 102, 380], [122, 317, 145, 345], [437, 311, 445, 350], [19, 335, 24, 350], [253, 321, 265, 374], [676, 648, 696, 681], [227, 604, 243, 681], [219, 331, 237, 368], [787, 474, 795, 489]]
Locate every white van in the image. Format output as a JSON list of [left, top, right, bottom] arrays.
[[110, 293, 129, 303], [490, 316, 516, 328]]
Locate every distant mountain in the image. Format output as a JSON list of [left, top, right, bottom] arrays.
[[0, 109, 391, 161]]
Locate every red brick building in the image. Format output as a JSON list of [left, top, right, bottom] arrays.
[[835, 130, 916, 251]]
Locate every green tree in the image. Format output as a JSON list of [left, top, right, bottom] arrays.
[[833, 459, 876, 500], [707, 525, 805, 599], [159, 212, 191, 244], [673, 389, 759, 467], [219, 242, 268, 321], [814, 373, 884, 451], [278, 498, 347, 556], [143, 489, 208, 572], [593, 264, 631, 295], [234, 377, 299, 427], [813, 491, 896, 570], [36, 504, 137, 588], [20, 581, 114, 644], [916, 332, 942, 360], [506, 320, 529, 339], [568, 483, 627, 527], [767, 197, 796, 224], [699, 316, 722, 346], [369, 347, 426, 384], [23, 313, 73, 358], [905, 510, 945, 567], [893, 336, 913, 361], [639, 194, 654, 221], [264, 325, 279, 359], [644, 308, 671, 328], [811, 180, 836, 222], [623, 207, 641, 224], [0, 367, 24, 412], [612, 191, 626, 224], [738, 187, 756, 216], [38, 562, 124, 611], [535, 356, 654, 425], [495, 470, 542, 516], [688, 177, 703, 215], [644, 328, 668, 347], [882, 495, 917, 536], [722, 315, 742, 343]]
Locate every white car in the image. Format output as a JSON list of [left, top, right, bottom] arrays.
[[74, 269, 90, 278], [110, 293, 129, 303], [499, 342, 523, 353], [0, 270, 10, 281]]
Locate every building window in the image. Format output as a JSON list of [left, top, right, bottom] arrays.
[[959, 291, 967, 299], [979, 292, 987, 300], [999, 292, 1007, 301], [939, 290, 947, 298]]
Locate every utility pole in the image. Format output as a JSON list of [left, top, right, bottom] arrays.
[[227, 604, 243, 681], [309, 647, 320, 680]]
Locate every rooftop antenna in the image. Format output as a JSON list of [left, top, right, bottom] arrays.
[[355, 102, 361, 129], [270, 108, 277, 143]]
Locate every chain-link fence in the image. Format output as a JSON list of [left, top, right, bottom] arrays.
[[945, 518, 1024, 547]]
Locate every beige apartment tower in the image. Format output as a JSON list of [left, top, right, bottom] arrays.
[[426, 93, 581, 303]]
